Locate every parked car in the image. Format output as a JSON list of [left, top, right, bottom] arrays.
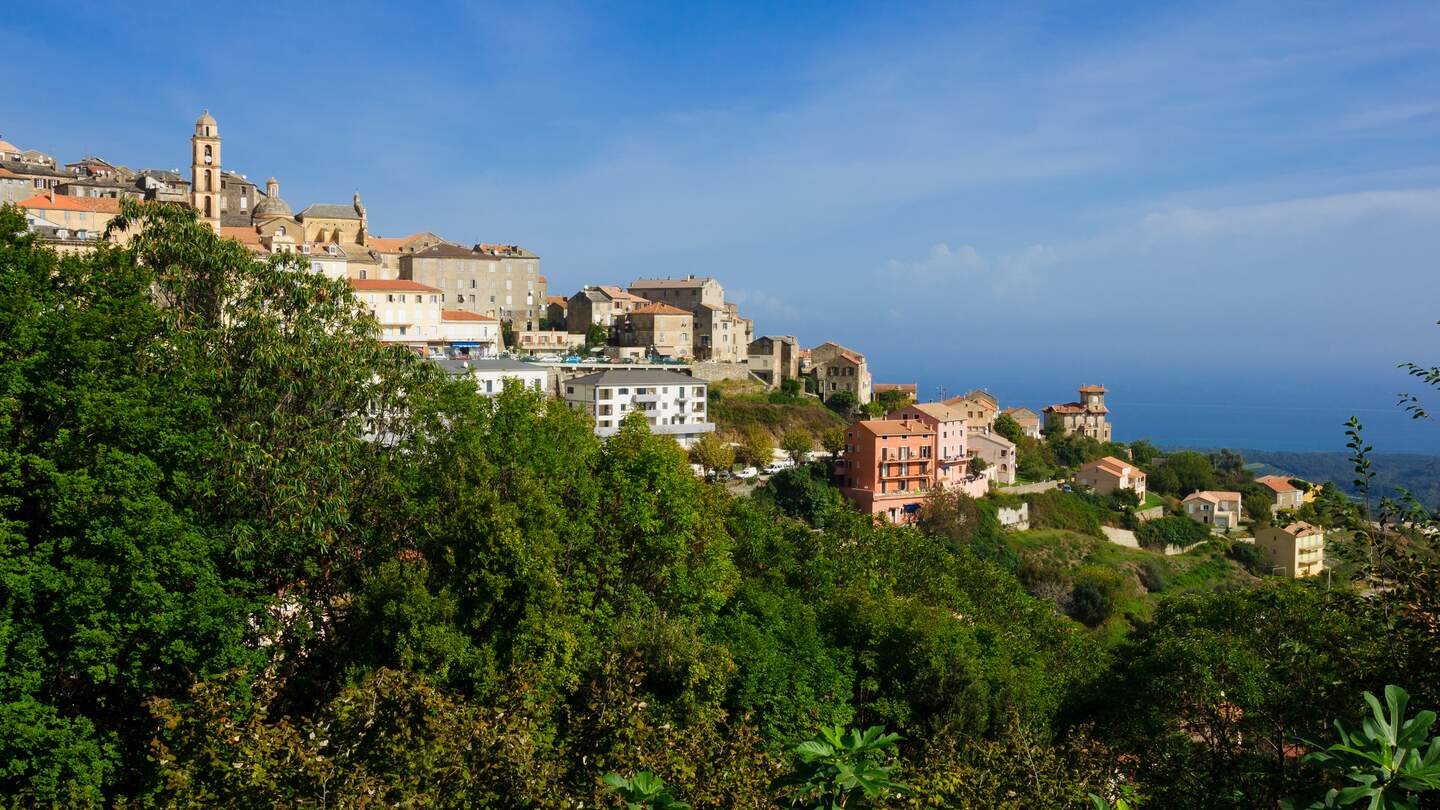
[[735, 467, 759, 480], [562, 355, 582, 364], [764, 460, 793, 474]]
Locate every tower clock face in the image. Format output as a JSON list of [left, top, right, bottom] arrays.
[[1089, 395, 1098, 404]]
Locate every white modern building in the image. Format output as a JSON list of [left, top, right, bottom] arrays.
[[561, 369, 714, 447], [436, 359, 549, 398]]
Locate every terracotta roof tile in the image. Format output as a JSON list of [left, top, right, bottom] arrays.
[[631, 302, 692, 316], [441, 309, 497, 321], [18, 192, 122, 213], [1256, 475, 1299, 494], [349, 279, 441, 292]]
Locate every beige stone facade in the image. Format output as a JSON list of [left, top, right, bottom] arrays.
[[747, 335, 801, 388], [619, 303, 693, 358], [1077, 456, 1147, 500], [566, 285, 651, 335], [350, 279, 442, 350], [810, 341, 872, 405], [401, 243, 546, 329], [1183, 490, 1243, 531], [627, 276, 724, 311], [1043, 384, 1112, 441]]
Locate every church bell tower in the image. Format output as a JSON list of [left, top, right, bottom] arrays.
[[191, 109, 221, 232]]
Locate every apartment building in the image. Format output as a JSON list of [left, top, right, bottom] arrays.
[[627, 276, 724, 311], [437, 358, 548, 397], [1255, 522, 1326, 578], [562, 369, 714, 447], [401, 242, 547, 329], [1043, 384, 1113, 441], [438, 310, 500, 357], [836, 419, 939, 525], [886, 402, 984, 495], [515, 330, 581, 355], [1077, 456, 1147, 500], [1183, 490, 1244, 531], [693, 302, 751, 362]]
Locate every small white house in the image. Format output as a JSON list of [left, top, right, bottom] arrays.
[[436, 358, 549, 398]]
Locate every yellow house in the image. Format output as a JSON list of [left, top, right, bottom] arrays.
[[1255, 522, 1325, 578]]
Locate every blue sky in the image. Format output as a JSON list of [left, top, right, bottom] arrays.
[[5, 1, 1440, 451]]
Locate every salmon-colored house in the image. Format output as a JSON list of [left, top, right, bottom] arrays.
[[837, 406, 989, 525]]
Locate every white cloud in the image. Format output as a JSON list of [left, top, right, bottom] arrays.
[[728, 288, 800, 320], [1138, 188, 1440, 239], [884, 242, 983, 275]]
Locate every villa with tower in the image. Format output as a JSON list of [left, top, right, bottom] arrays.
[[1043, 384, 1113, 441]]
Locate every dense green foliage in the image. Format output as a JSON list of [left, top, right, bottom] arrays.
[[2, 204, 1437, 808], [1135, 515, 1211, 550]]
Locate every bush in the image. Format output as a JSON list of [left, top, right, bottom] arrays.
[[1024, 490, 1106, 538], [1135, 515, 1210, 551], [1069, 567, 1127, 627], [753, 464, 841, 528], [1138, 559, 1169, 593], [1226, 540, 1265, 574]]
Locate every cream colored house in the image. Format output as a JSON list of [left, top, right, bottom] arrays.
[[946, 390, 999, 432], [438, 310, 500, 357], [350, 279, 442, 350], [627, 276, 725, 311], [1077, 456, 1147, 500], [1255, 522, 1325, 578], [1183, 490, 1243, 531], [1001, 406, 1042, 438], [1255, 475, 1305, 513], [969, 431, 1017, 485]]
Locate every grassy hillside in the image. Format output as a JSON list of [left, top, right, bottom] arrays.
[[1005, 528, 1257, 643], [708, 379, 848, 441]]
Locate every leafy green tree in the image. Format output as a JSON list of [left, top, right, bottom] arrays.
[[1129, 439, 1161, 466], [1244, 492, 1275, 527], [604, 771, 692, 809], [690, 432, 736, 476], [780, 377, 803, 398], [968, 455, 989, 476], [826, 390, 858, 414], [1135, 515, 1210, 551], [772, 725, 909, 808], [782, 429, 814, 464], [820, 426, 847, 459], [737, 427, 773, 468], [1151, 451, 1217, 496], [585, 321, 609, 348], [1069, 567, 1127, 627], [992, 412, 1024, 444], [755, 464, 842, 528], [873, 388, 913, 414]]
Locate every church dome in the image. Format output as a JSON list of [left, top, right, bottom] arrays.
[[251, 177, 293, 221], [195, 109, 218, 133]]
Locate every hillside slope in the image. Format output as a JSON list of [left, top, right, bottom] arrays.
[[708, 379, 848, 442]]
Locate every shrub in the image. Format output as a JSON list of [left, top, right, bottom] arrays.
[[1024, 490, 1106, 538], [1138, 559, 1169, 593], [1135, 515, 1210, 551], [1069, 567, 1127, 627], [1226, 540, 1265, 574]]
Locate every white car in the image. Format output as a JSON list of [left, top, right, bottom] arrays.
[[764, 460, 793, 474], [735, 466, 759, 480]]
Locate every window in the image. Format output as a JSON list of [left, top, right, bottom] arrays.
[[471, 279, 476, 288]]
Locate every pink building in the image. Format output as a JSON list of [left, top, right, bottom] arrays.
[[888, 402, 986, 496]]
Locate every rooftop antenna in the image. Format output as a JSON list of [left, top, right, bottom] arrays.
[[936, 384, 946, 402]]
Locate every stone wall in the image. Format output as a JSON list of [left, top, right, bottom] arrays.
[[688, 361, 762, 384]]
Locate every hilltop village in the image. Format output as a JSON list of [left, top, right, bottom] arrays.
[[4, 112, 1329, 575]]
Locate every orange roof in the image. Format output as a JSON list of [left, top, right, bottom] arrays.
[[896, 402, 967, 423], [1088, 456, 1143, 478], [1079, 384, 1106, 393], [0, 166, 20, 178], [546, 295, 568, 305], [220, 226, 266, 249], [441, 309, 497, 321], [874, 383, 917, 394], [367, 234, 420, 252], [851, 419, 935, 437], [600, 284, 649, 302], [836, 350, 864, 365], [1256, 475, 1299, 494], [1183, 490, 1242, 503], [349, 279, 440, 292], [631, 302, 691, 316], [1043, 402, 1087, 414], [1002, 406, 1038, 419], [0, 140, 19, 153], [18, 192, 122, 214]]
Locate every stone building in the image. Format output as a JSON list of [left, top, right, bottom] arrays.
[[618, 302, 693, 358], [401, 242, 547, 329], [191, 110, 222, 231], [219, 171, 261, 227], [1043, 384, 1112, 441], [566, 285, 651, 335], [747, 335, 801, 388], [809, 341, 872, 405]]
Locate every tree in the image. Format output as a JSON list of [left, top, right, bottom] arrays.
[[585, 321, 609, 349], [820, 426, 847, 459], [1244, 492, 1275, 528], [737, 427, 773, 469], [874, 388, 913, 414], [826, 390, 858, 414], [780, 377, 802, 398], [501, 319, 515, 349], [690, 432, 735, 476], [993, 412, 1024, 444], [1129, 439, 1161, 466], [1154, 451, 1218, 496], [782, 429, 814, 465]]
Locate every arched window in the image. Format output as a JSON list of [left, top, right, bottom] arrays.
[[204, 197, 212, 218], [205, 171, 212, 192], [276, 225, 286, 236], [203, 144, 212, 164]]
